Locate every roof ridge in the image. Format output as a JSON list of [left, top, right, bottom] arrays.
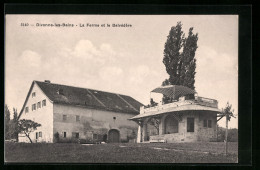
[[116, 94, 139, 112], [34, 80, 132, 97], [86, 89, 106, 107]]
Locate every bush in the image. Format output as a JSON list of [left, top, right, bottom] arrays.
[[54, 132, 59, 143], [217, 127, 238, 142], [58, 138, 94, 144], [58, 138, 72, 143]]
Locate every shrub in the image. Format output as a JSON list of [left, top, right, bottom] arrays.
[[58, 137, 80, 143], [54, 132, 59, 143]]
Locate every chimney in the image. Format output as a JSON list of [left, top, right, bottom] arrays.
[[44, 80, 51, 83]]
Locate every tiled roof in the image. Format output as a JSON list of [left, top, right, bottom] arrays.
[[35, 81, 143, 114], [151, 85, 196, 100]]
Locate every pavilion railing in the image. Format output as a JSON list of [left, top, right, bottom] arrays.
[[140, 96, 218, 114]]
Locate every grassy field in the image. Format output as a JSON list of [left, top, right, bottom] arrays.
[[5, 142, 238, 163]]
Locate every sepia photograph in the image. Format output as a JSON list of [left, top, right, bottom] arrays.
[[5, 14, 239, 163]]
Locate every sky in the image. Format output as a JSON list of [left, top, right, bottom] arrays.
[[5, 15, 238, 128]]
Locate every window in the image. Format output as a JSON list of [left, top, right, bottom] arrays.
[[36, 132, 38, 139], [187, 117, 195, 132], [72, 132, 79, 139], [37, 101, 41, 109], [32, 104, 36, 111], [32, 92, 36, 98], [63, 115, 67, 121], [203, 119, 212, 128], [203, 119, 207, 127], [42, 99, 46, 107], [39, 132, 42, 137], [76, 115, 80, 122], [63, 132, 66, 138], [25, 107, 29, 113], [208, 120, 212, 128]]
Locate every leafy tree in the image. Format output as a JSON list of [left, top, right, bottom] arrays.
[[13, 108, 18, 121], [162, 22, 198, 90], [217, 127, 238, 142], [222, 102, 235, 121], [4, 105, 11, 139], [219, 102, 236, 155], [54, 132, 60, 143], [180, 28, 198, 89], [17, 119, 41, 143], [10, 108, 19, 141], [227, 128, 238, 142], [163, 22, 184, 85]]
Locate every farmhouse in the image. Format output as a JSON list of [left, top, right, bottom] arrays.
[[130, 85, 221, 143], [18, 80, 143, 143]]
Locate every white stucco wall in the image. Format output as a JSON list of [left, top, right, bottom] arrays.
[[18, 83, 53, 143], [53, 104, 138, 142], [138, 110, 217, 143]]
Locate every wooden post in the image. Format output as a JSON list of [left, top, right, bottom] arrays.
[[140, 125, 143, 142], [225, 114, 228, 156]]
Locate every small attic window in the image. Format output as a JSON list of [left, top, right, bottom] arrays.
[[25, 107, 29, 113], [42, 99, 46, 107], [32, 92, 36, 98]]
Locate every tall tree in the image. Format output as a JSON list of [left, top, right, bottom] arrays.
[[163, 22, 184, 85], [180, 28, 198, 89], [17, 119, 41, 143], [162, 22, 198, 90], [219, 102, 235, 155], [4, 105, 11, 139], [11, 108, 19, 141]]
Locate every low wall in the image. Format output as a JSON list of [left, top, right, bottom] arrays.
[[150, 133, 197, 143]]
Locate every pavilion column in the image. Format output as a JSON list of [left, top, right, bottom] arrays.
[[142, 123, 148, 142], [137, 125, 142, 143], [159, 114, 167, 135], [159, 120, 163, 135], [136, 120, 143, 143]]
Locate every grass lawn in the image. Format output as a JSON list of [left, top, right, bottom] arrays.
[[5, 142, 238, 163]]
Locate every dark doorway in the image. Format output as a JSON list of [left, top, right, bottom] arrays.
[[108, 129, 120, 143], [103, 134, 107, 142]]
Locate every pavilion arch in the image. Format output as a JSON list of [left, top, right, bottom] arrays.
[[164, 114, 179, 134], [146, 117, 160, 136]]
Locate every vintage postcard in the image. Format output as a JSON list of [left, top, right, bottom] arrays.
[[5, 14, 239, 163]]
